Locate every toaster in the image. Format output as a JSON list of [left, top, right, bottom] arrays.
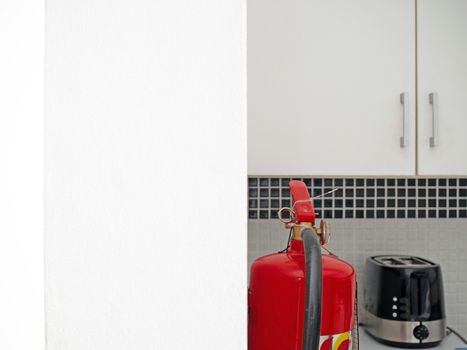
[[364, 255, 446, 348]]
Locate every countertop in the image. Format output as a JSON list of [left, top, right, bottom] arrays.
[[359, 328, 466, 350]]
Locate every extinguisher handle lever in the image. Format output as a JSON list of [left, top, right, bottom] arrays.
[[289, 180, 316, 225]]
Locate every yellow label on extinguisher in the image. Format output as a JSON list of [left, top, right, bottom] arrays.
[[319, 331, 352, 350]]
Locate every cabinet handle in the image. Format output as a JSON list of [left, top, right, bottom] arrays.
[[429, 92, 439, 147], [400, 92, 409, 147]]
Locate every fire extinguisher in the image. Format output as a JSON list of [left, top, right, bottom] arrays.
[[248, 180, 358, 350]]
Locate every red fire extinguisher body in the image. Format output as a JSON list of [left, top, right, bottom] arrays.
[[248, 240, 356, 350]]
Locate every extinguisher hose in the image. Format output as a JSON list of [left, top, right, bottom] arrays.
[[301, 228, 322, 350]]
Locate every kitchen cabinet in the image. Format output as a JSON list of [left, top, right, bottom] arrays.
[[417, 0, 467, 175], [248, 0, 416, 176], [248, 0, 467, 176]]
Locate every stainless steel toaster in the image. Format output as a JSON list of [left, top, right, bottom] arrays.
[[364, 255, 446, 348]]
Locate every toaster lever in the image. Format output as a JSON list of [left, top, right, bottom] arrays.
[[410, 271, 431, 320]]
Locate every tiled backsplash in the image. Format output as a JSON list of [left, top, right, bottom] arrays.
[[248, 219, 467, 337], [248, 177, 467, 219]]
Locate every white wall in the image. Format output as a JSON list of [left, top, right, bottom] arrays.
[[45, 1, 246, 349], [0, 1, 45, 349]]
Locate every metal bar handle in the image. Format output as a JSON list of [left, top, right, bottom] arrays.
[[429, 92, 439, 147], [400, 92, 409, 147]]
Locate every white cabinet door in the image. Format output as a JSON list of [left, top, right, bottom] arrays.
[[418, 0, 467, 175], [248, 0, 416, 176]]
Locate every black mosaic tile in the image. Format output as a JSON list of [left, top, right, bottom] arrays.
[[248, 210, 258, 219], [248, 177, 467, 219], [270, 188, 280, 197], [270, 199, 280, 208], [248, 178, 258, 187], [249, 199, 258, 208], [270, 178, 280, 187], [249, 188, 258, 197]]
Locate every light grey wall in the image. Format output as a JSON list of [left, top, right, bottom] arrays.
[[248, 219, 467, 336]]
